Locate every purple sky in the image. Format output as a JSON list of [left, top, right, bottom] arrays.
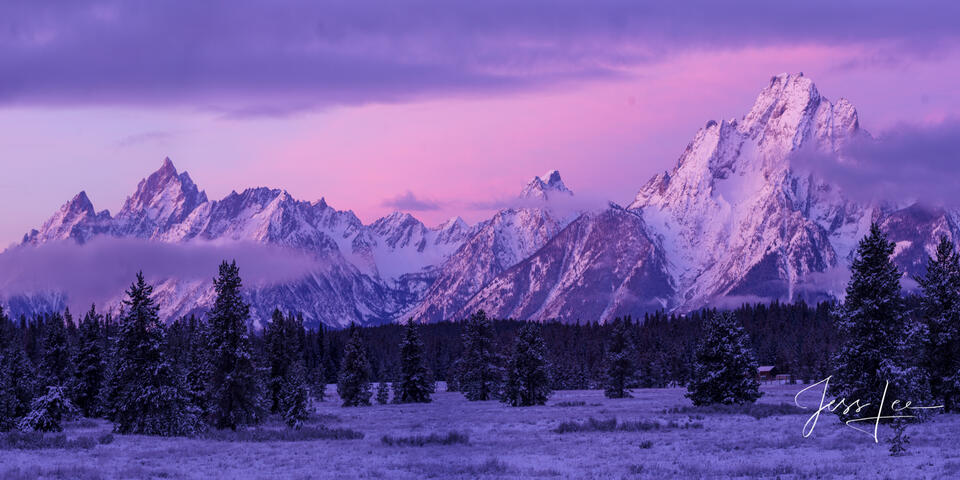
[[2, 1, 960, 246]]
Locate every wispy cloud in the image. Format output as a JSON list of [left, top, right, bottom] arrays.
[[381, 191, 443, 211], [792, 117, 960, 207], [117, 130, 177, 147], [0, 238, 324, 311]]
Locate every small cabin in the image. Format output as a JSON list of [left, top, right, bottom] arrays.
[[757, 365, 777, 382]]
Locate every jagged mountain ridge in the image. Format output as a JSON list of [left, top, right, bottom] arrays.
[[7, 73, 957, 327]]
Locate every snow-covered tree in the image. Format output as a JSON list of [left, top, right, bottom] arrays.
[[686, 312, 762, 406], [832, 223, 927, 420], [106, 272, 201, 436], [0, 307, 35, 430], [603, 317, 635, 398], [38, 311, 72, 390], [916, 235, 960, 412], [396, 321, 433, 403], [337, 326, 372, 407], [72, 304, 106, 417], [19, 385, 77, 433], [279, 362, 310, 429], [182, 316, 212, 418], [206, 261, 264, 430], [456, 310, 503, 401], [502, 323, 552, 407], [375, 381, 390, 405]]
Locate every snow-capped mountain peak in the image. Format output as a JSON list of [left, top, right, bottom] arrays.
[[22, 191, 112, 245], [521, 169, 573, 200], [116, 157, 209, 237]]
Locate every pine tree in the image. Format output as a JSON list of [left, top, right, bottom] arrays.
[[106, 272, 201, 436], [396, 321, 433, 403], [206, 261, 264, 430], [265, 309, 292, 413], [38, 312, 72, 389], [0, 307, 36, 430], [502, 323, 552, 407], [375, 381, 390, 405], [456, 310, 503, 401], [337, 326, 372, 407], [832, 223, 927, 420], [686, 312, 762, 406], [0, 355, 16, 431], [603, 317, 635, 398], [18, 385, 78, 432], [304, 326, 327, 401], [183, 316, 212, 418], [916, 235, 960, 412], [279, 361, 310, 429], [72, 304, 106, 417]]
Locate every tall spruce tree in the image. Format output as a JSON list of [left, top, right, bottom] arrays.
[[265, 309, 292, 413], [337, 325, 372, 407], [396, 321, 433, 403], [502, 323, 552, 407], [72, 304, 106, 417], [1, 306, 35, 430], [181, 315, 213, 418], [0, 352, 16, 431], [686, 312, 762, 406], [279, 361, 310, 429], [916, 235, 960, 412], [106, 272, 200, 436], [832, 223, 927, 419], [0, 309, 36, 423], [603, 317, 636, 398], [206, 260, 264, 430], [38, 312, 73, 389], [456, 310, 503, 401]]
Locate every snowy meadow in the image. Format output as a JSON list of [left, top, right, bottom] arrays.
[[3, 384, 959, 479]]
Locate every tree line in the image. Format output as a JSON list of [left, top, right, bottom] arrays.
[[1, 222, 958, 438]]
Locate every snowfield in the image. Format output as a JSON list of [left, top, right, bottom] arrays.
[[2, 384, 959, 479]]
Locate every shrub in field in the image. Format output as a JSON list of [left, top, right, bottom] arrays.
[[665, 402, 804, 419], [201, 425, 364, 442], [552, 417, 701, 434], [0, 431, 104, 450], [380, 431, 469, 446], [553, 401, 587, 407], [889, 420, 910, 456], [375, 382, 390, 405]]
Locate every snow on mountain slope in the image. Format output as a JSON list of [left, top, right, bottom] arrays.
[[116, 157, 209, 238], [22, 191, 113, 245], [403, 173, 578, 322], [460, 204, 673, 323], [629, 73, 957, 308]]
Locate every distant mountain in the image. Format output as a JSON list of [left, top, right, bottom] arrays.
[[6, 73, 956, 327]]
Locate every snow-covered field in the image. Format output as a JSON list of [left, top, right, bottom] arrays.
[[3, 384, 959, 479]]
